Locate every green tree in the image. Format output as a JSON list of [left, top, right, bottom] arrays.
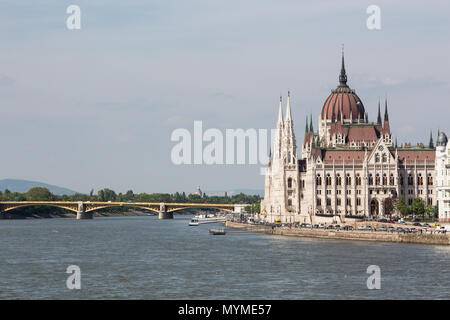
[[97, 188, 117, 202], [25, 187, 53, 201], [411, 198, 425, 220], [124, 190, 134, 201], [396, 197, 410, 217]]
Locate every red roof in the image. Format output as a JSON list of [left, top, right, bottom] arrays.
[[321, 86, 365, 121], [321, 150, 366, 164], [397, 150, 435, 164], [347, 126, 380, 142]]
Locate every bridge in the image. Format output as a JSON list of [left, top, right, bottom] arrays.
[[0, 201, 248, 220]]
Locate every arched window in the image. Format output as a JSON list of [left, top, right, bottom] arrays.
[[400, 175, 404, 186], [390, 174, 394, 186], [427, 173, 433, 186], [336, 174, 342, 186], [383, 173, 387, 185], [326, 174, 332, 186], [382, 154, 387, 163], [356, 174, 362, 186], [376, 174, 381, 185], [346, 173, 351, 186], [408, 174, 414, 185], [316, 174, 322, 186], [375, 154, 380, 163], [417, 174, 423, 185], [369, 174, 373, 185], [287, 178, 292, 188]]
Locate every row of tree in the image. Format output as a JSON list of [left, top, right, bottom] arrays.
[[395, 197, 438, 219], [0, 187, 261, 205]]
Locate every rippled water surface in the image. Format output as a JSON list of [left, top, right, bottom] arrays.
[[0, 215, 449, 299]]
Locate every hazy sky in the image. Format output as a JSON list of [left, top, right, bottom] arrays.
[[0, 0, 449, 194]]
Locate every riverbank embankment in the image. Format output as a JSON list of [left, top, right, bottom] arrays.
[[226, 221, 450, 245]]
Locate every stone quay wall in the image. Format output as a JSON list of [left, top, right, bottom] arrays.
[[226, 221, 450, 246]]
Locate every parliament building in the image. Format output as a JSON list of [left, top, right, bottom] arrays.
[[260, 53, 436, 224]]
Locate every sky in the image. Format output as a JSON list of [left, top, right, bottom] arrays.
[[0, 0, 449, 194]]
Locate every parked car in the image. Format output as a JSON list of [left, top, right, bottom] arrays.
[[343, 225, 354, 231], [379, 226, 387, 232], [334, 225, 341, 230], [413, 222, 422, 226], [387, 226, 395, 232], [357, 225, 366, 230], [326, 225, 334, 229], [396, 227, 404, 232], [313, 224, 319, 229], [365, 226, 373, 231], [399, 221, 406, 225], [404, 228, 411, 233], [378, 218, 388, 223], [318, 224, 325, 229]]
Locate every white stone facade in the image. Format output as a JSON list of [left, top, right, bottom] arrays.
[[260, 56, 436, 224], [436, 132, 450, 223]]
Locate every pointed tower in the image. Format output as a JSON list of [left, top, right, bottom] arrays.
[[383, 99, 391, 133], [261, 96, 287, 223], [382, 98, 392, 145], [377, 100, 382, 125], [309, 114, 314, 133], [273, 95, 284, 164], [284, 91, 297, 165], [429, 130, 434, 149], [339, 47, 348, 87]]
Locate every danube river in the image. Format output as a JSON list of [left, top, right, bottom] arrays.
[[0, 215, 449, 299]]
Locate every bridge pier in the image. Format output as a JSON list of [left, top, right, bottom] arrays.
[[158, 211, 173, 219], [76, 201, 93, 220], [158, 203, 173, 220], [76, 211, 93, 219]]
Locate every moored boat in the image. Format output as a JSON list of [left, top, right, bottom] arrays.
[[209, 228, 226, 235]]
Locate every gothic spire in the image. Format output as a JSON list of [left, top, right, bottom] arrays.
[[277, 95, 284, 127], [377, 100, 382, 125], [429, 130, 434, 148], [384, 98, 389, 122], [309, 114, 314, 133], [285, 91, 292, 121], [339, 45, 348, 87], [305, 116, 309, 133]]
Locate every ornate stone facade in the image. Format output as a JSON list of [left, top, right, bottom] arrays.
[[436, 132, 450, 222], [261, 54, 436, 223]]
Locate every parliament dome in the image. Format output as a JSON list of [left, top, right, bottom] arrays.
[[321, 54, 366, 121]]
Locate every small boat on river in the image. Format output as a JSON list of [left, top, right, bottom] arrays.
[[209, 228, 226, 235]]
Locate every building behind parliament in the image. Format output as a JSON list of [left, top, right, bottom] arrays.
[[260, 53, 438, 224]]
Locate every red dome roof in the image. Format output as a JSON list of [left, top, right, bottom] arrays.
[[321, 86, 365, 121], [321, 53, 366, 121]]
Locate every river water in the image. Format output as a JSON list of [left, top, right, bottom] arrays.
[[0, 215, 449, 299]]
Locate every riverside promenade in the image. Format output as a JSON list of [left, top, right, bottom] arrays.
[[226, 221, 450, 245]]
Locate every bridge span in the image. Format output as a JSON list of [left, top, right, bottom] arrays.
[[0, 201, 248, 220]]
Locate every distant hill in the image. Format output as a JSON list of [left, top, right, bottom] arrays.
[[0, 179, 79, 195], [206, 189, 264, 197]]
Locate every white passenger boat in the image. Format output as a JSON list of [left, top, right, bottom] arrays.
[[188, 213, 226, 226], [188, 218, 199, 226]]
